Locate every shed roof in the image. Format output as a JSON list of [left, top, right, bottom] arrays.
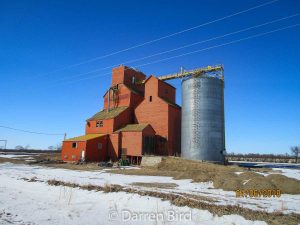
[[65, 133, 105, 141], [87, 106, 128, 121], [114, 123, 150, 132]]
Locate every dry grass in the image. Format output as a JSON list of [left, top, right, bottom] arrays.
[[131, 182, 178, 189], [47, 179, 123, 192], [0, 157, 24, 164], [41, 162, 102, 171]]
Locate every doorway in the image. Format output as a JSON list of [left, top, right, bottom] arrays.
[[81, 150, 85, 162]]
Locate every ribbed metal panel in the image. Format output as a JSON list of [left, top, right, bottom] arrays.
[[181, 75, 225, 162]]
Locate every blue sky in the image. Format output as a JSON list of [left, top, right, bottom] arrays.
[[0, 0, 299, 153]]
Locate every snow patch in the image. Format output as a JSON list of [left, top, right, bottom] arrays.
[[234, 172, 244, 175], [272, 168, 300, 180], [0, 154, 32, 159]]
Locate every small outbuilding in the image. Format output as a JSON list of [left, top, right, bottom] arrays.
[[114, 123, 155, 164], [62, 134, 108, 162]]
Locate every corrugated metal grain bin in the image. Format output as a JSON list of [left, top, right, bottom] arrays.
[[181, 75, 225, 162]]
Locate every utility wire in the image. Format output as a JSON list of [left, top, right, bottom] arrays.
[[0, 125, 64, 136], [131, 24, 300, 69], [59, 23, 299, 85], [54, 13, 299, 83], [38, 0, 279, 76]]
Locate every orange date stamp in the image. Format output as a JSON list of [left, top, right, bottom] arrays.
[[236, 189, 281, 198]]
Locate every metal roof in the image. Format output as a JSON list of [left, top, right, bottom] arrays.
[[87, 106, 128, 121], [65, 133, 105, 141], [114, 123, 150, 132]]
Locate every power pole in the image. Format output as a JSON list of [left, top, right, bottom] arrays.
[[0, 140, 7, 150]]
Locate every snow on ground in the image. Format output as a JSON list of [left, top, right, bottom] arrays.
[[24, 157, 36, 162], [230, 161, 300, 166], [0, 163, 267, 225], [247, 168, 300, 180], [0, 154, 36, 162], [0, 154, 33, 158], [272, 168, 300, 180], [0, 163, 299, 215], [234, 172, 244, 175]]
